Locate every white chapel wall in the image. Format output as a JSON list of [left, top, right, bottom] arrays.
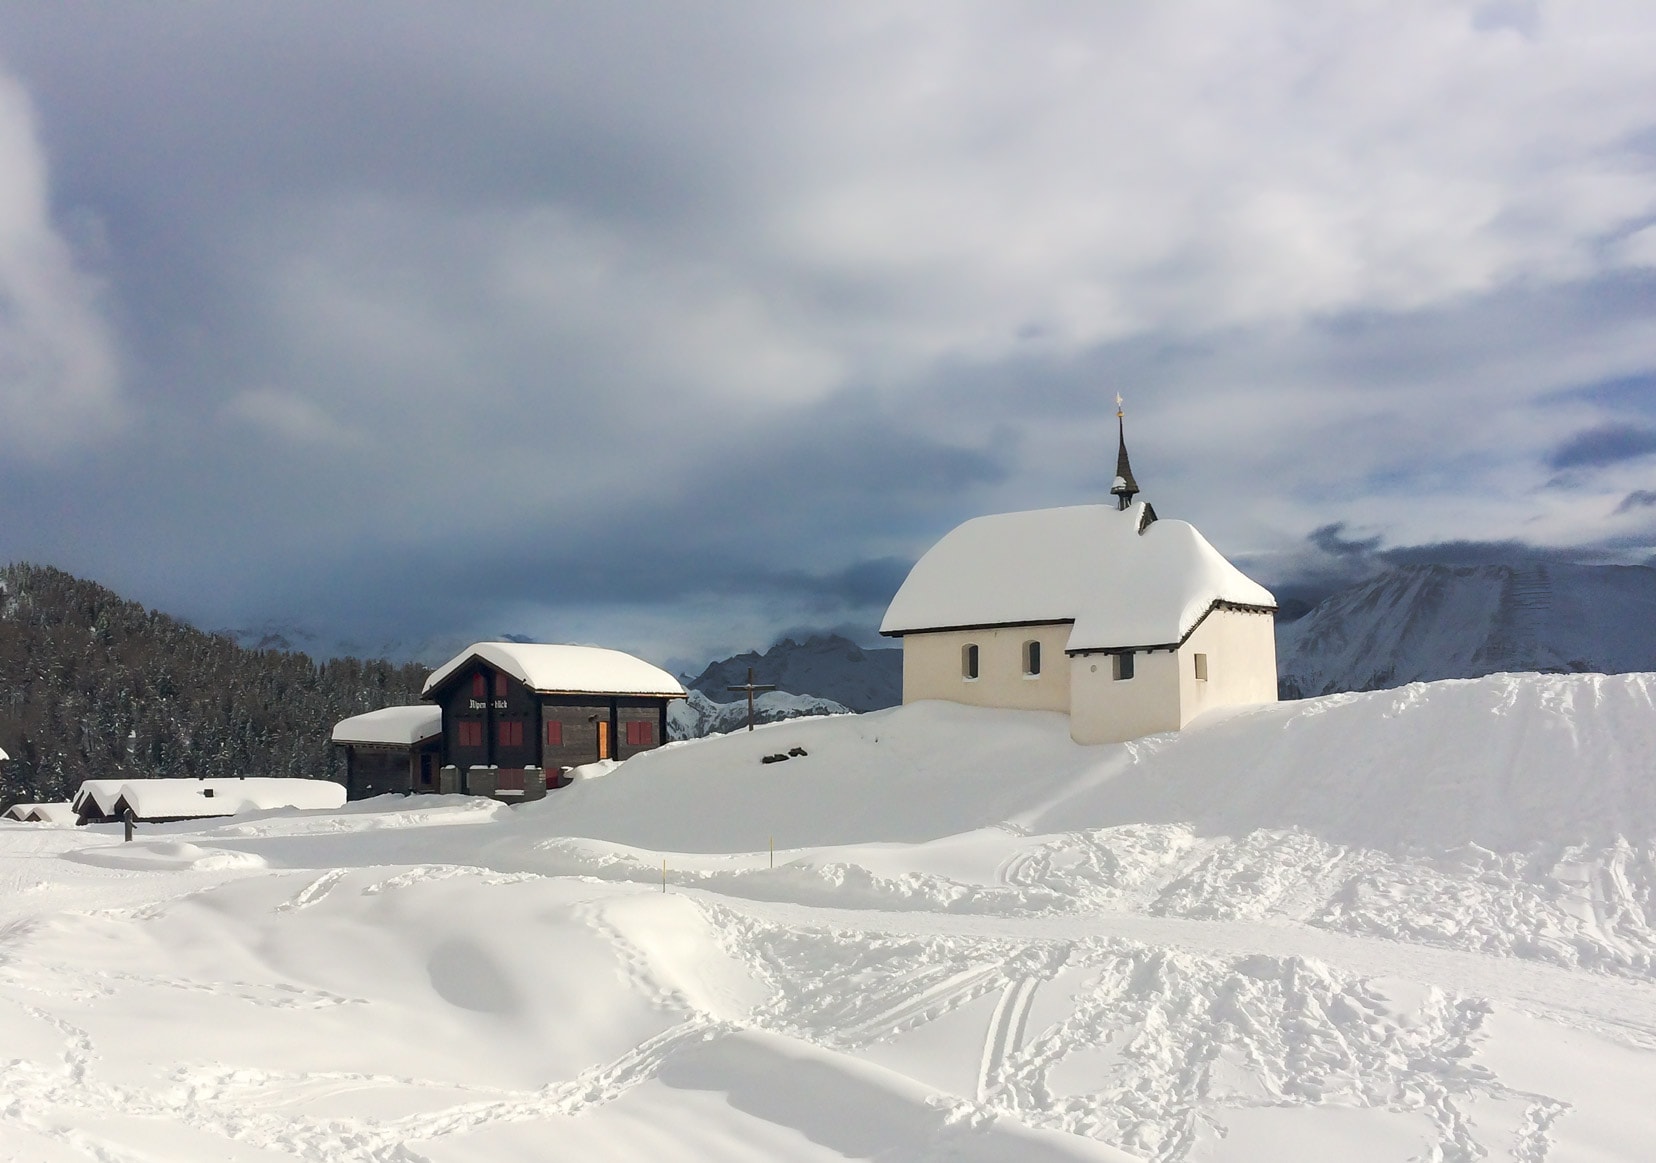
[[900, 624, 1071, 712], [1067, 649, 1182, 744], [1175, 607, 1278, 726]]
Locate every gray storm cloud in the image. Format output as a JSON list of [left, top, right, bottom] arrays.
[[0, 3, 1654, 660]]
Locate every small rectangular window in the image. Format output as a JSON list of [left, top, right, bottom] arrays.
[[546, 720, 563, 746], [1194, 653, 1208, 681], [458, 720, 483, 747], [496, 720, 523, 748], [625, 721, 655, 747], [1113, 652, 1135, 681], [493, 672, 508, 699], [962, 643, 980, 680], [1024, 640, 1041, 676], [471, 673, 486, 699]]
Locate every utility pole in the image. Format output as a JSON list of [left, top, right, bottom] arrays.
[[726, 666, 777, 732]]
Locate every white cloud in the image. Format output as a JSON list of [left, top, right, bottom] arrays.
[[222, 388, 359, 448], [0, 71, 121, 459], [1614, 223, 1656, 269]]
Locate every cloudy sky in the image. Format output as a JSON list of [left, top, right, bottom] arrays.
[[1, 1, 1654, 670]]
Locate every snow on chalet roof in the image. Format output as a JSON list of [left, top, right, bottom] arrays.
[[332, 705, 443, 746], [422, 642, 687, 699], [114, 778, 346, 821], [880, 502, 1276, 652]]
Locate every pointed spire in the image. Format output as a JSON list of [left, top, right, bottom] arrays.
[[1110, 392, 1139, 511]]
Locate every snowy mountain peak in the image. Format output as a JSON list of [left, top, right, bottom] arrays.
[[1278, 561, 1656, 698]]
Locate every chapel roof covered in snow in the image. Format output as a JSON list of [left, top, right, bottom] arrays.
[[331, 705, 443, 746], [880, 502, 1276, 652], [422, 642, 687, 699]]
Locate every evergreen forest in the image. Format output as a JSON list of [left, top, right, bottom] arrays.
[[0, 563, 428, 807]]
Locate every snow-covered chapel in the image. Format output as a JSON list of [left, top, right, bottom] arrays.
[[879, 407, 1278, 744]]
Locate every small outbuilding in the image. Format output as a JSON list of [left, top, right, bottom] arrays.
[[331, 705, 444, 800], [3, 802, 75, 824], [105, 778, 347, 824], [880, 416, 1278, 745], [72, 779, 133, 825]]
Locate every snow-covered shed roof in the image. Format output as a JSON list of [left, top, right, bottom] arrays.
[[422, 642, 687, 699], [4, 802, 74, 824], [113, 778, 346, 821], [73, 779, 131, 816], [880, 503, 1276, 653], [332, 705, 443, 746]]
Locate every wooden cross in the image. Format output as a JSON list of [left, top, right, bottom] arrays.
[[726, 666, 777, 732]]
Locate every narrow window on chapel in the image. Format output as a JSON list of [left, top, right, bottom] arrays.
[[1194, 653, 1208, 681], [1023, 640, 1041, 676], [962, 643, 979, 680], [1113, 652, 1135, 681]]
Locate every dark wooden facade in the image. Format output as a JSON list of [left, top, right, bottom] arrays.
[[424, 656, 673, 793], [341, 737, 444, 800]]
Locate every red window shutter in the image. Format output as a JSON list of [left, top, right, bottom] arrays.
[[493, 672, 507, 699], [546, 721, 563, 746], [472, 673, 485, 699], [635, 722, 653, 746], [512, 721, 524, 747]]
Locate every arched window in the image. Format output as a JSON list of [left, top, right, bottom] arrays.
[[962, 643, 980, 680], [1023, 640, 1041, 676]]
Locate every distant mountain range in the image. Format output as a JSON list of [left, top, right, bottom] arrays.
[[12, 557, 1650, 797], [1277, 561, 1656, 698], [681, 633, 902, 714]]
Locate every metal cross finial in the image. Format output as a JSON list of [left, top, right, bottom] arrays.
[[1115, 391, 1124, 418]]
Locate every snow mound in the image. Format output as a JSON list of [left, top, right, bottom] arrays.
[[66, 839, 269, 872]]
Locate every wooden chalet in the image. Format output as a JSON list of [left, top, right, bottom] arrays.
[[331, 641, 686, 803]]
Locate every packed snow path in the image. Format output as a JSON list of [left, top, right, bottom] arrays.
[[4, 673, 1656, 1161]]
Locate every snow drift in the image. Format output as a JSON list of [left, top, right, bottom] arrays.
[[6, 671, 1656, 1162]]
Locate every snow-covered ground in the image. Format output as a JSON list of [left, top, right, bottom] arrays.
[[5, 673, 1656, 1161]]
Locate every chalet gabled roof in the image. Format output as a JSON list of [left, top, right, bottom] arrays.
[[879, 502, 1276, 652], [422, 642, 687, 700]]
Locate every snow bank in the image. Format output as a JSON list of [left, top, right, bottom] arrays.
[[11, 670, 1656, 1161]]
